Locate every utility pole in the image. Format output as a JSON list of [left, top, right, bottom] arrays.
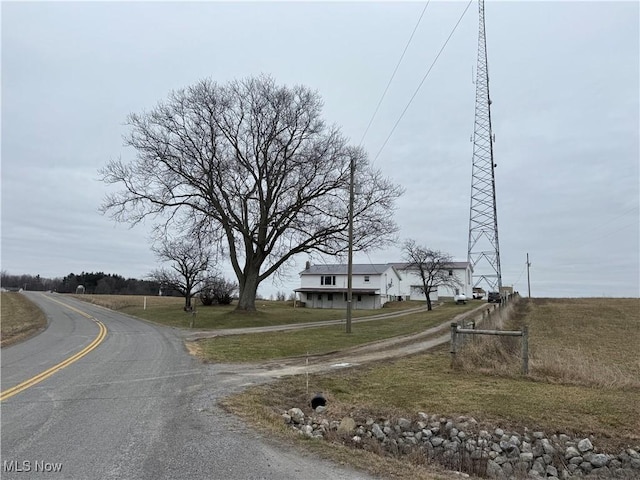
[[526, 253, 531, 298], [467, 0, 502, 294], [346, 155, 355, 334]]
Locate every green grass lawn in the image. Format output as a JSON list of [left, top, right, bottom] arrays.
[[73, 293, 482, 362], [194, 301, 480, 362], [72, 294, 427, 329]]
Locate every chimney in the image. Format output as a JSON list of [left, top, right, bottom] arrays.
[[305, 261, 311, 271]]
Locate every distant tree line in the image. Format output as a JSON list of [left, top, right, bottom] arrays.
[[1, 271, 162, 296]]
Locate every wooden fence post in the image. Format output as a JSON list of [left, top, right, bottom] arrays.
[[521, 325, 529, 375], [450, 323, 458, 368]]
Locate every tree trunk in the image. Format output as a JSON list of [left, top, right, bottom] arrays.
[[236, 269, 259, 311], [426, 295, 433, 311], [184, 293, 192, 311]]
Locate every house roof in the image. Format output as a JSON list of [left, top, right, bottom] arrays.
[[300, 264, 393, 275], [388, 261, 471, 270], [300, 262, 470, 276]]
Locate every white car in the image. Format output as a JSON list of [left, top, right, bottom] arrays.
[[454, 293, 467, 304]]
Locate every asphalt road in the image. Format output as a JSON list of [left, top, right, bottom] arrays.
[[1, 292, 377, 480]]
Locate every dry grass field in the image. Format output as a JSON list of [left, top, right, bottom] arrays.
[[0, 292, 47, 347], [458, 298, 640, 388], [71, 293, 187, 311], [528, 298, 640, 387], [222, 297, 640, 480]]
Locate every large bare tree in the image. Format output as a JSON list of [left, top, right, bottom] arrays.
[[149, 236, 212, 311], [100, 75, 403, 311], [402, 240, 462, 311]]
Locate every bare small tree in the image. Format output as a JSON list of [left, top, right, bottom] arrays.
[[100, 75, 403, 311], [402, 240, 462, 311], [149, 236, 211, 311]]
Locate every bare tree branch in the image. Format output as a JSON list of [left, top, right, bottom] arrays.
[[148, 235, 212, 311], [402, 239, 462, 311]]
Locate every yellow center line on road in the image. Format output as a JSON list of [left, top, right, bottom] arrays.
[[0, 295, 108, 402]]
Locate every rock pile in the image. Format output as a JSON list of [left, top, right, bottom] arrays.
[[282, 408, 640, 479]]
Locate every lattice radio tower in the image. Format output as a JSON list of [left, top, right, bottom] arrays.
[[467, 0, 502, 293]]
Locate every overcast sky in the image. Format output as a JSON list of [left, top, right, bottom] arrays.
[[2, 1, 638, 298]]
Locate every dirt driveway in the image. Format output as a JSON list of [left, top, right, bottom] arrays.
[[187, 303, 492, 378]]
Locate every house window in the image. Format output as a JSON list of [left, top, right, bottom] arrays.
[[318, 294, 322, 301], [364, 275, 370, 283], [321, 275, 336, 285], [328, 293, 333, 301], [448, 269, 453, 276], [357, 295, 362, 302], [344, 292, 348, 301]]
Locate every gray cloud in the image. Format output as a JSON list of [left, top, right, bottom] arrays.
[[2, 1, 638, 298]]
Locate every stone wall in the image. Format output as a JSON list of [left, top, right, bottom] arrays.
[[282, 407, 640, 479]]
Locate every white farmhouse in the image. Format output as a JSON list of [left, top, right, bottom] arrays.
[[390, 262, 473, 302], [296, 261, 473, 309], [295, 263, 402, 309]]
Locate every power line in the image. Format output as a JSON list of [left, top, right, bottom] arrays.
[[587, 205, 639, 235], [545, 205, 638, 248], [359, 1, 432, 147], [373, 0, 474, 163], [583, 220, 638, 245], [512, 261, 528, 287]]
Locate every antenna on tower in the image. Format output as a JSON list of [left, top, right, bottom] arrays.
[[467, 0, 502, 294]]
